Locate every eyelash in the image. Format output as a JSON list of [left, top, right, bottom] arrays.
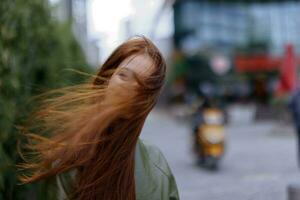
[[118, 72, 128, 80]]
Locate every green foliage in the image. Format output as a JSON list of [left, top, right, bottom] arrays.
[[0, 0, 93, 199]]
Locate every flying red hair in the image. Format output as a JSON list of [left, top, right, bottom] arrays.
[[18, 36, 166, 200]]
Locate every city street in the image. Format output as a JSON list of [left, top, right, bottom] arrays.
[[141, 108, 300, 200]]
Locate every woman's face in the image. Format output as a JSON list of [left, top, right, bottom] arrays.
[[106, 54, 154, 101]]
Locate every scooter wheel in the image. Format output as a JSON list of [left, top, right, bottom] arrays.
[[205, 156, 219, 171]]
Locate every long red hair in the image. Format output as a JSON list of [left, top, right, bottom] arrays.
[[18, 36, 166, 200]]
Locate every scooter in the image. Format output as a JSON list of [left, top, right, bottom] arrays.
[[192, 99, 225, 170]]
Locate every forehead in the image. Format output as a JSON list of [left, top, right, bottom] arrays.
[[119, 54, 154, 78]]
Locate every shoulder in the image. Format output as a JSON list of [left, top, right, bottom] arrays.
[[137, 139, 174, 180], [137, 139, 180, 200]]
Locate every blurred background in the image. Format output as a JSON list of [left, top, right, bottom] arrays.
[[1, 0, 300, 199]]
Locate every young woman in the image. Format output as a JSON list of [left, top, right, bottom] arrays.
[[18, 36, 180, 200]]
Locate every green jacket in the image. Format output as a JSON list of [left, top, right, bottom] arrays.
[[56, 139, 180, 200]]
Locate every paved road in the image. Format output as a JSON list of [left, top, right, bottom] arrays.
[[140, 109, 300, 200]]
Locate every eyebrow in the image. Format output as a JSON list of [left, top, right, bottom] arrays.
[[120, 54, 153, 78], [120, 67, 135, 76]]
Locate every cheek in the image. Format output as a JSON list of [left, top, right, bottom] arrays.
[[107, 75, 119, 89]]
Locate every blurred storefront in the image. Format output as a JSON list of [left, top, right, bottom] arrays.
[[170, 0, 300, 105]]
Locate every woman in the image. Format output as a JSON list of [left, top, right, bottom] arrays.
[[18, 36, 179, 200]]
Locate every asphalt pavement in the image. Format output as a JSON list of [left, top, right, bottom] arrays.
[[140, 108, 300, 200]]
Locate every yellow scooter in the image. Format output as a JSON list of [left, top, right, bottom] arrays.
[[193, 105, 225, 170]]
